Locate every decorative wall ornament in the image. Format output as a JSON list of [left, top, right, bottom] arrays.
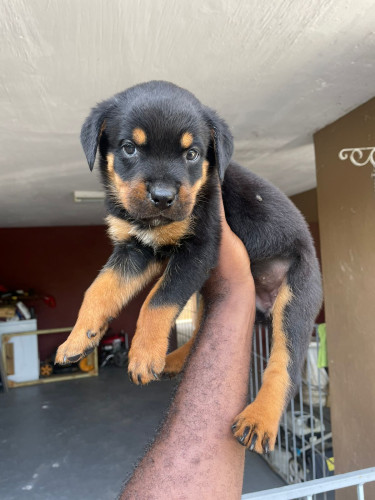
[[338, 147, 375, 191]]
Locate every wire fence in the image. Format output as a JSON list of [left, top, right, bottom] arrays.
[[250, 324, 333, 499]]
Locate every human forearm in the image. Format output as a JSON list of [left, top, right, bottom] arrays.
[[122, 280, 254, 500]]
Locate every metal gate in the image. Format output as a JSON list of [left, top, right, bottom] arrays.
[[241, 467, 375, 499]]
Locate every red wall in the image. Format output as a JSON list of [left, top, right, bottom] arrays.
[[0, 226, 149, 360], [0, 220, 324, 360]]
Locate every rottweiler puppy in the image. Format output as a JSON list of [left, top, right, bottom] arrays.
[[56, 81, 322, 454]]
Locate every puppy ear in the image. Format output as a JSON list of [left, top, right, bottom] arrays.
[[204, 107, 233, 181], [80, 98, 115, 171]]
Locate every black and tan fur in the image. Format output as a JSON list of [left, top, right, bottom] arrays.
[[56, 81, 322, 454]]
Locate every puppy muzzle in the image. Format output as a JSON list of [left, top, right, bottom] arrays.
[[147, 183, 178, 210]]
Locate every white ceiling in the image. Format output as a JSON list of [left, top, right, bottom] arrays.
[[1, 0, 375, 227]]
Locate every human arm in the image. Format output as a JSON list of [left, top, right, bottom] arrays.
[[121, 201, 255, 500]]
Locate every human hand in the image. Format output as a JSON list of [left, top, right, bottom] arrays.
[[203, 191, 254, 303]]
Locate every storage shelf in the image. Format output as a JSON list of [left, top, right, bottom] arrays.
[[1, 326, 98, 389], [7, 369, 98, 388]]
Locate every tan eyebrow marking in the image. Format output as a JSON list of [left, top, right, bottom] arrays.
[[132, 128, 147, 145], [181, 132, 193, 149]]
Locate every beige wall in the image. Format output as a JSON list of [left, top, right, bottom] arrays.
[[314, 98, 375, 499]]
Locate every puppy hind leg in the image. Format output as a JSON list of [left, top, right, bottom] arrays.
[[232, 281, 292, 454], [232, 254, 322, 454]]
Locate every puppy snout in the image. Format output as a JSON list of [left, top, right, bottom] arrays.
[[148, 184, 177, 210]]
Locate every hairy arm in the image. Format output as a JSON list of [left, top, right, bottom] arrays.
[[121, 201, 255, 500]]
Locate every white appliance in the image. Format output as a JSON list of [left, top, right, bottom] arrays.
[[0, 319, 39, 383]]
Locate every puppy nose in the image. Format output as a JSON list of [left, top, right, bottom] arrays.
[[148, 184, 177, 209]]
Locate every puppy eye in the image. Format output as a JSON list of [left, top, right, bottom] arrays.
[[186, 149, 199, 161], [122, 142, 136, 157]]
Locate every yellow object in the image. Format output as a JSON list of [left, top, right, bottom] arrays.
[[40, 364, 53, 377], [0, 305, 16, 319], [317, 323, 328, 368], [79, 356, 94, 372], [326, 457, 335, 472]]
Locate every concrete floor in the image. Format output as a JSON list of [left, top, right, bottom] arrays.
[[0, 367, 284, 500]]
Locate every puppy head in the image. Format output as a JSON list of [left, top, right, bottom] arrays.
[[80, 81, 233, 225]]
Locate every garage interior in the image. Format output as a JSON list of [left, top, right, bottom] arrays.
[[1, 1, 375, 499]]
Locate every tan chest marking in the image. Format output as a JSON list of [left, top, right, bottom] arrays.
[[130, 218, 193, 249], [105, 215, 132, 243], [151, 218, 193, 246], [106, 214, 193, 249]]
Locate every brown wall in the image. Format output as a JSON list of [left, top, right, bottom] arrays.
[[290, 188, 319, 224], [290, 188, 324, 322], [0, 226, 149, 360], [314, 98, 375, 499]]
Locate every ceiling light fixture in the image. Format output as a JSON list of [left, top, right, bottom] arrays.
[[73, 191, 105, 203]]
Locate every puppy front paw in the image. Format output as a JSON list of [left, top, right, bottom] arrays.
[[55, 322, 107, 365], [127, 343, 166, 385]]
